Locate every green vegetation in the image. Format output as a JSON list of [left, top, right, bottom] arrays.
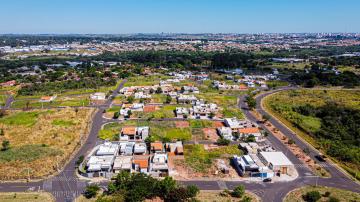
[[0, 111, 44, 126], [189, 120, 213, 128], [0, 192, 54, 202], [284, 186, 360, 202], [52, 119, 75, 127], [0, 144, 62, 163], [124, 75, 171, 87], [184, 144, 242, 172], [17, 78, 117, 96], [265, 89, 360, 178], [84, 184, 100, 199], [93, 171, 199, 202]]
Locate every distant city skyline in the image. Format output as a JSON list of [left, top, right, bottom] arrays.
[[1, 0, 360, 34]]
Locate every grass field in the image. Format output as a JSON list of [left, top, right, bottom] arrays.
[[284, 186, 360, 202], [0, 94, 8, 106], [124, 75, 171, 87], [0, 192, 54, 202], [263, 89, 360, 179], [184, 144, 242, 173], [0, 108, 95, 180], [11, 95, 91, 108]]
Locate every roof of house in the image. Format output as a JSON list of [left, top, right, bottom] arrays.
[[144, 105, 156, 112], [133, 158, 149, 168], [121, 127, 136, 135], [260, 152, 293, 166], [40, 96, 54, 101], [151, 142, 163, 151], [238, 127, 260, 134]]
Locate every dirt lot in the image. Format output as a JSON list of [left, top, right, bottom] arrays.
[[0, 108, 95, 180], [170, 144, 242, 180], [202, 128, 219, 141], [175, 121, 190, 128]]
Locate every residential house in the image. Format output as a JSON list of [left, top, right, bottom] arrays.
[[39, 95, 57, 103], [151, 142, 164, 153], [175, 107, 189, 118], [113, 156, 132, 173], [238, 127, 262, 141], [217, 127, 233, 141], [133, 156, 150, 173], [150, 153, 169, 177]]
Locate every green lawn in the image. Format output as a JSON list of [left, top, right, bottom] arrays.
[[0, 111, 46, 126]]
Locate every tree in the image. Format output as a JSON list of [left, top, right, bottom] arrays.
[[209, 112, 215, 119], [113, 111, 120, 119], [241, 196, 252, 202], [0, 128, 4, 136], [83, 184, 100, 199], [262, 114, 271, 123], [165, 95, 172, 104], [245, 134, 256, 142], [127, 110, 132, 118], [156, 176, 177, 199], [156, 87, 163, 94], [303, 191, 321, 202], [232, 185, 245, 198], [246, 95, 256, 110], [1, 140, 10, 151], [217, 138, 230, 146], [76, 155, 84, 166], [127, 96, 134, 104]]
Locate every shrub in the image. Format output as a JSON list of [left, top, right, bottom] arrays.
[[303, 191, 321, 202], [232, 185, 245, 198], [323, 191, 331, 197], [1, 140, 10, 151], [186, 185, 199, 198], [84, 184, 100, 199], [217, 138, 230, 146], [328, 196, 340, 202]]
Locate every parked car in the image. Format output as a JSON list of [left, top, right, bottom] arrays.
[[315, 155, 326, 162], [263, 178, 272, 182]]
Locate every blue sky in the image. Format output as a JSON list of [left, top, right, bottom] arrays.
[[0, 0, 359, 34]]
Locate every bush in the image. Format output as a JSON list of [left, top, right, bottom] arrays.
[[323, 191, 331, 197], [84, 184, 100, 199], [328, 196, 340, 202], [232, 185, 245, 198], [1, 140, 10, 151], [186, 185, 199, 198], [241, 196, 252, 202], [217, 138, 230, 146], [303, 191, 321, 202]]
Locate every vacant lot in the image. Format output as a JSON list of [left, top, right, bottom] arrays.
[[124, 75, 171, 87], [0, 192, 54, 202], [197, 190, 260, 202], [184, 144, 242, 173], [284, 186, 360, 202], [11, 94, 91, 108], [0, 108, 95, 180], [264, 89, 360, 179]]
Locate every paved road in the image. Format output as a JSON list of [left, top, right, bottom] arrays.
[[1, 84, 359, 202]]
